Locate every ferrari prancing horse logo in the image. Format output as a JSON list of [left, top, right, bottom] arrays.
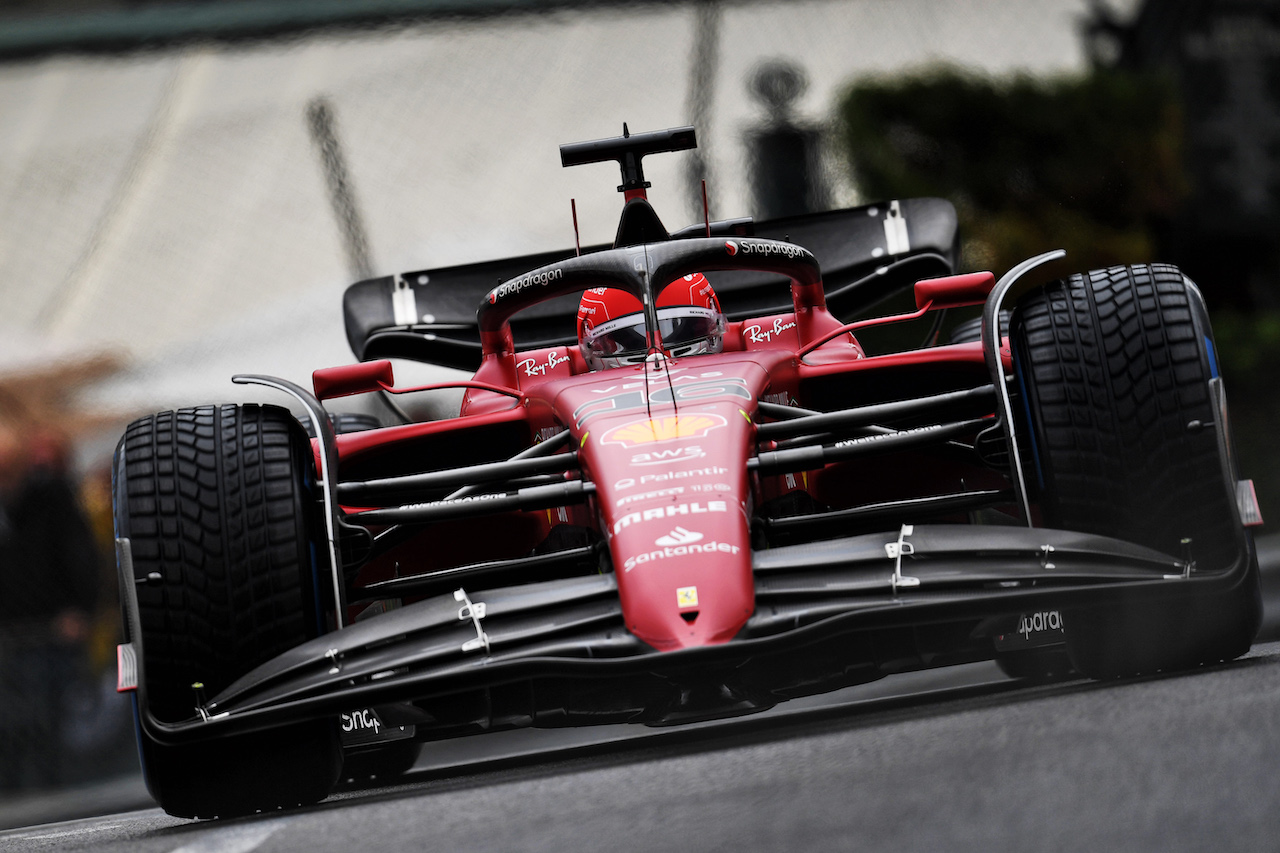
[[601, 414, 727, 447]]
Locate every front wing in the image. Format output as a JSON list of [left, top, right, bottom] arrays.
[[118, 522, 1255, 743]]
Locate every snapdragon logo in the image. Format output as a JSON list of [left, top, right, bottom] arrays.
[[341, 709, 382, 734], [1018, 610, 1064, 639], [655, 526, 702, 546], [738, 240, 808, 260], [488, 267, 563, 303]]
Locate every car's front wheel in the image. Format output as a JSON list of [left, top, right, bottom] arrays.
[[116, 404, 341, 817], [1011, 264, 1260, 679]]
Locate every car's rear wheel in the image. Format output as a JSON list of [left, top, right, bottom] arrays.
[[297, 411, 383, 437], [116, 404, 341, 817], [1011, 264, 1260, 679]]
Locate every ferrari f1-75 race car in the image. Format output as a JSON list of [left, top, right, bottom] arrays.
[[113, 126, 1264, 817]]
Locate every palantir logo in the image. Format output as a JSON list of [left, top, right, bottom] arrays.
[[655, 526, 703, 547]]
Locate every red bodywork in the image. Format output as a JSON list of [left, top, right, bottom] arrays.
[[317, 272, 1001, 654]]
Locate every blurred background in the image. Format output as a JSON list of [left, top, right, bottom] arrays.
[[2, 0, 1276, 811]]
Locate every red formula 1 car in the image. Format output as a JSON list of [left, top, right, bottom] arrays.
[[114, 126, 1263, 817]]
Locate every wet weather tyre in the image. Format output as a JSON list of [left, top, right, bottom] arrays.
[[298, 411, 382, 438], [949, 311, 1008, 345], [1011, 264, 1260, 679], [115, 404, 341, 817]]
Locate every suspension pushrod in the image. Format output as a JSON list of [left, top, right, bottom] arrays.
[[446, 429, 574, 500], [338, 451, 579, 503], [349, 480, 594, 525], [751, 417, 990, 475], [763, 489, 1014, 533], [756, 401, 820, 420], [754, 385, 995, 442], [351, 545, 598, 604]]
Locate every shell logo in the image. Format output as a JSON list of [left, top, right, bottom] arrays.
[[601, 414, 727, 447]]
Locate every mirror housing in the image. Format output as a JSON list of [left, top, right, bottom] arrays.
[[914, 271, 996, 311], [313, 359, 394, 400]]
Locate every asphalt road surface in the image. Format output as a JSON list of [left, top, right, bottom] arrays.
[[5, 535, 1278, 849], [3, 639, 1280, 852]]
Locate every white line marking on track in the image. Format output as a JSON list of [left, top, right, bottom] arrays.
[[5, 822, 126, 840], [166, 816, 293, 853]]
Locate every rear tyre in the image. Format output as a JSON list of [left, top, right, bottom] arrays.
[[116, 404, 341, 817], [1011, 264, 1260, 679], [298, 411, 383, 438], [949, 311, 1008, 345]]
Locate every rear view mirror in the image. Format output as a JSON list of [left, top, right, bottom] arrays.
[[914, 271, 996, 311], [313, 359, 394, 400]]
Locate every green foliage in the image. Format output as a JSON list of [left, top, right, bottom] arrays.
[[1211, 310, 1280, 389], [836, 66, 1185, 274], [836, 67, 1280, 518]]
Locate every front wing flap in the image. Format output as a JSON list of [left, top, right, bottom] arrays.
[[119, 523, 1248, 744]]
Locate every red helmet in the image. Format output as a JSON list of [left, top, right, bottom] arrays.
[[577, 273, 725, 369]]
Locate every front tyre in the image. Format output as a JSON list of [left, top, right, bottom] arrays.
[[116, 404, 341, 817], [1011, 264, 1260, 679]]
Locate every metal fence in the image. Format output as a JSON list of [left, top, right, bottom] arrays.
[[0, 0, 1118, 793]]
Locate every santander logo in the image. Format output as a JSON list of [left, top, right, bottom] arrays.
[[724, 240, 739, 256], [655, 527, 703, 547]]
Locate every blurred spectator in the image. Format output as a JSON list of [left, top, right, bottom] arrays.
[[0, 417, 102, 791], [744, 59, 831, 220]]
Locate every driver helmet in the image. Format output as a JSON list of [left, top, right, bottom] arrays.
[[577, 273, 725, 370]]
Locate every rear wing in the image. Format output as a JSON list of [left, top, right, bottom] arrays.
[[343, 198, 958, 371]]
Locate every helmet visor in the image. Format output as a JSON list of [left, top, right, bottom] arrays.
[[582, 306, 722, 361]]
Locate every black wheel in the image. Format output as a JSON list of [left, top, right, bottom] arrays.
[[1011, 264, 1261, 679], [949, 311, 1008, 345], [297, 411, 382, 438], [115, 404, 341, 817]]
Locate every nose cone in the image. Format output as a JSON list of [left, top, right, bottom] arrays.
[[554, 358, 770, 652], [611, 509, 755, 650]]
